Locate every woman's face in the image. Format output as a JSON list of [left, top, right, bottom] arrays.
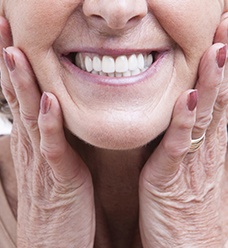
[[2, 0, 226, 149]]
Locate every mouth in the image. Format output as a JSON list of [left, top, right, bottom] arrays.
[[65, 51, 160, 78]]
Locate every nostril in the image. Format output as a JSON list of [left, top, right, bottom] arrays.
[[128, 15, 145, 25], [83, 0, 148, 30], [91, 15, 104, 21]]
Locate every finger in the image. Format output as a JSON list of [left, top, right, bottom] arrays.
[[3, 47, 41, 141], [39, 92, 89, 183], [0, 16, 13, 91], [192, 43, 226, 139], [0, 16, 12, 47], [141, 90, 197, 189], [0, 62, 18, 119], [212, 16, 228, 129], [211, 67, 228, 132], [214, 13, 228, 44], [0, 17, 17, 118]]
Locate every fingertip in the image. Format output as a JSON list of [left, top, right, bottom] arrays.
[[173, 90, 197, 122], [214, 15, 228, 44], [197, 43, 226, 91], [163, 90, 197, 156], [216, 44, 227, 69], [187, 90, 198, 112], [0, 63, 17, 110], [38, 92, 63, 138], [4, 46, 32, 73], [39, 92, 62, 123], [0, 16, 12, 48], [40, 92, 52, 115], [3, 47, 15, 72]]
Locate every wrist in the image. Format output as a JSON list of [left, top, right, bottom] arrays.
[[141, 201, 222, 248]]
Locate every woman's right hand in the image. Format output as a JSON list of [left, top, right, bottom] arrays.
[[0, 17, 95, 248]]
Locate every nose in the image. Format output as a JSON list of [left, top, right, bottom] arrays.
[[83, 0, 148, 30]]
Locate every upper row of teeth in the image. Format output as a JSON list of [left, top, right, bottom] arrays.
[[75, 53, 154, 77]]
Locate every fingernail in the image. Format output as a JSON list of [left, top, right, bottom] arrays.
[[187, 90, 198, 111], [2, 48, 15, 71], [216, 44, 227, 68], [40, 92, 51, 114]]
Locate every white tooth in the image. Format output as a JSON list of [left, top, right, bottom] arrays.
[[131, 68, 140, 76], [99, 71, 106, 76], [91, 70, 99, 75], [115, 72, 122, 77], [137, 54, 144, 70], [102, 56, 115, 73], [123, 71, 131, 77], [75, 53, 80, 67], [82, 53, 152, 76], [108, 73, 115, 77], [75, 53, 85, 70], [141, 67, 148, 72], [128, 54, 138, 71], [144, 54, 147, 63], [93, 56, 102, 71], [115, 55, 128, 73], [85, 56, 93, 72], [146, 54, 153, 67]]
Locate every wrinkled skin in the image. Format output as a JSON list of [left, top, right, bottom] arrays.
[[0, 1, 228, 247], [0, 0, 226, 149]]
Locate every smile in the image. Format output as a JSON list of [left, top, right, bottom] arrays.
[[66, 52, 159, 78]]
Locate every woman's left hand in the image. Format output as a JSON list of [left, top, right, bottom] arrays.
[[139, 16, 228, 248]]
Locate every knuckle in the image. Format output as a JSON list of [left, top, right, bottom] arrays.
[[10, 98, 19, 113], [20, 109, 38, 132], [20, 139, 34, 164], [12, 77, 29, 92], [40, 143, 64, 163], [38, 112, 61, 135], [162, 139, 188, 163], [207, 78, 220, 89], [215, 88, 228, 110], [195, 113, 212, 130], [11, 133, 33, 168], [173, 115, 195, 131], [1, 81, 16, 104], [178, 121, 193, 130], [40, 121, 56, 135]]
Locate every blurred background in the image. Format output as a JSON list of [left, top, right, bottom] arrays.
[[0, 114, 12, 135]]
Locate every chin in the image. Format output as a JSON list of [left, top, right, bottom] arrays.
[[66, 116, 168, 150]]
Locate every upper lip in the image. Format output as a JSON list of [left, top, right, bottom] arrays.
[[60, 47, 170, 57], [60, 48, 170, 73]]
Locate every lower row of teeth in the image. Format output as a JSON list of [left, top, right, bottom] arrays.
[[75, 53, 154, 77]]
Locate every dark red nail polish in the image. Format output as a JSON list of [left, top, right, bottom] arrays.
[[187, 90, 198, 111], [40, 92, 51, 114], [216, 44, 227, 68], [2, 48, 15, 71]]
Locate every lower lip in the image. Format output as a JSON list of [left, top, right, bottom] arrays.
[[60, 51, 169, 87]]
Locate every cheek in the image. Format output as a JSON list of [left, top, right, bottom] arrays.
[[6, 0, 81, 51], [148, 0, 222, 56]]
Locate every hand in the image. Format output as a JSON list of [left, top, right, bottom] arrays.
[[0, 17, 95, 248], [139, 16, 228, 248]]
